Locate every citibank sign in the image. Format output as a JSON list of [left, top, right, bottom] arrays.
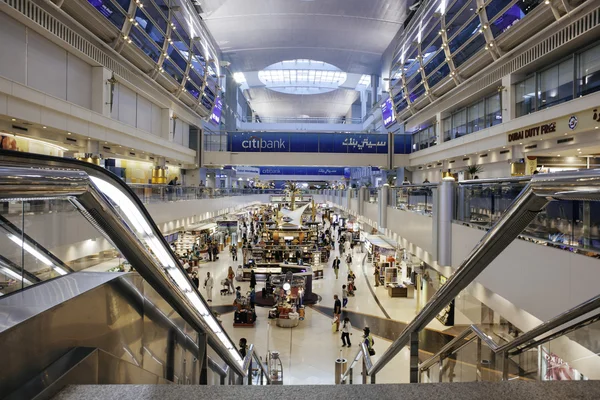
[[241, 137, 286, 150]]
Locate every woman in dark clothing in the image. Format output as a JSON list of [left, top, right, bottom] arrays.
[[250, 270, 257, 290]]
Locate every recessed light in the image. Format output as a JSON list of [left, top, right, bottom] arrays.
[[519, 142, 522, 145], [105, 142, 108, 144], [577, 149, 581, 151], [564, 133, 568, 135], [67, 132, 71, 135], [119, 145, 122, 148], [87, 137, 91, 140], [557, 154, 560, 157], [131, 148, 134, 150], [595, 127, 599, 129], [11, 118, 16, 121], [42, 126, 47, 129], [502, 146, 506, 149]]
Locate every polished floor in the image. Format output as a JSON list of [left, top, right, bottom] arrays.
[[197, 229, 460, 385]]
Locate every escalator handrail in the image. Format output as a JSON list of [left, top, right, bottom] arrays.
[[368, 168, 600, 377], [0, 150, 246, 377]]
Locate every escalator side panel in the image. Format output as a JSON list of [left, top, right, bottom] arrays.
[[0, 272, 202, 396]]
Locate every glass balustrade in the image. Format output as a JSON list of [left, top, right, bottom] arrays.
[[393, 186, 435, 216], [455, 181, 600, 255]]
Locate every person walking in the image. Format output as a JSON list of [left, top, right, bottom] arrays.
[[212, 244, 218, 262], [204, 272, 214, 302], [363, 327, 375, 355], [191, 272, 199, 289], [250, 270, 257, 290], [227, 266, 235, 294], [332, 256, 341, 279], [333, 294, 342, 332], [342, 285, 349, 308], [346, 253, 353, 269], [374, 265, 381, 287], [341, 318, 352, 347]]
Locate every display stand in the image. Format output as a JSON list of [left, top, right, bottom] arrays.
[[233, 295, 256, 327]]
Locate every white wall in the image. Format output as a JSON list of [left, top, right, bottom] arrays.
[[387, 208, 433, 255], [363, 201, 379, 228]]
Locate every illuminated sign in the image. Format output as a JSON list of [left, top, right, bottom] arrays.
[[507, 122, 556, 142]]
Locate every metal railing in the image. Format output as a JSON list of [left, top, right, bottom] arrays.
[[352, 169, 600, 382], [0, 150, 268, 386], [339, 342, 374, 384], [128, 184, 284, 204], [420, 291, 600, 382]]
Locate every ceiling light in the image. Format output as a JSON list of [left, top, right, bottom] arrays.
[[11, 118, 16, 121], [42, 126, 47, 129], [557, 154, 560, 157], [577, 149, 581, 151], [67, 132, 71, 135]]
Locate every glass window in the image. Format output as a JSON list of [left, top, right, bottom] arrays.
[[189, 69, 204, 88], [185, 80, 200, 99], [87, 0, 125, 29], [422, 35, 442, 59], [445, 0, 474, 24], [423, 50, 444, 76], [421, 22, 441, 50], [163, 59, 184, 83], [427, 63, 450, 88], [578, 44, 600, 97], [515, 75, 535, 117], [453, 108, 467, 138], [204, 86, 216, 102], [404, 47, 420, 80], [467, 100, 485, 134], [191, 50, 206, 77], [406, 72, 423, 94], [443, 116, 452, 141], [485, 93, 502, 127], [128, 25, 161, 62], [135, 8, 165, 47], [485, 0, 514, 21], [167, 45, 188, 72], [113, 0, 130, 11], [453, 34, 486, 68], [538, 58, 573, 109], [445, 0, 477, 37], [489, 3, 529, 37], [200, 95, 212, 111], [138, 0, 168, 33], [449, 16, 480, 53], [410, 84, 426, 103], [171, 15, 190, 45]]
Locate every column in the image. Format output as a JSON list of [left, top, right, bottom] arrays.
[[91, 67, 113, 117], [346, 188, 352, 209], [379, 184, 389, 232], [501, 75, 514, 122], [161, 108, 174, 141], [359, 187, 367, 215], [436, 112, 444, 144], [370, 74, 379, 107], [152, 157, 167, 184], [435, 179, 455, 267], [224, 71, 238, 132], [82, 139, 101, 165]]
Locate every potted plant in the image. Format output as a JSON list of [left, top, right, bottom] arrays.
[[465, 164, 483, 180]]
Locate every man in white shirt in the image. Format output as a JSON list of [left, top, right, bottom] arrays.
[[204, 272, 214, 302]]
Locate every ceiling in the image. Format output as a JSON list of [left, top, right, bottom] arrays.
[[247, 87, 360, 119], [199, 0, 408, 119], [200, 0, 408, 74]]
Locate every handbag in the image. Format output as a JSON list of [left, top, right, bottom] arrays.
[[368, 348, 376, 356]]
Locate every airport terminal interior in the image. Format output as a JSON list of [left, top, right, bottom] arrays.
[[2, 0, 600, 398]]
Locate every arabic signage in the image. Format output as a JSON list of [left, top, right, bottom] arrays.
[[227, 132, 388, 153], [381, 98, 395, 128], [506, 106, 600, 144], [259, 167, 345, 176]]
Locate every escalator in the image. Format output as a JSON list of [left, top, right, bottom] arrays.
[[0, 151, 269, 399]]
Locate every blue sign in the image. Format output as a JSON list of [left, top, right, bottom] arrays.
[[394, 134, 412, 154], [259, 167, 345, 176], [228, 132, 388, 154], [381, 98, 395, 128], [210, 97, 222, 125]]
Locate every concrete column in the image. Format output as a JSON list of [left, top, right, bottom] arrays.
[[436, 112, 444, 144], [346, 188, 352, 209], [359, 187, 367, 215], [161, 108, 173, 141], [379, 184, 389, 231], [435, 179, 455, 266], [501, 75, 514, 123], [370, 74, 379, 108], [91, 67, 112, 117], [360, 90, 368, 121]]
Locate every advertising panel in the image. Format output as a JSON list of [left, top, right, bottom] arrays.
[[381, 98, 396, 128]]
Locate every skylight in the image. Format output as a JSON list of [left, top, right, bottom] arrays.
[[258, 59, 347, 95], [358, 74, 371, 86]]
